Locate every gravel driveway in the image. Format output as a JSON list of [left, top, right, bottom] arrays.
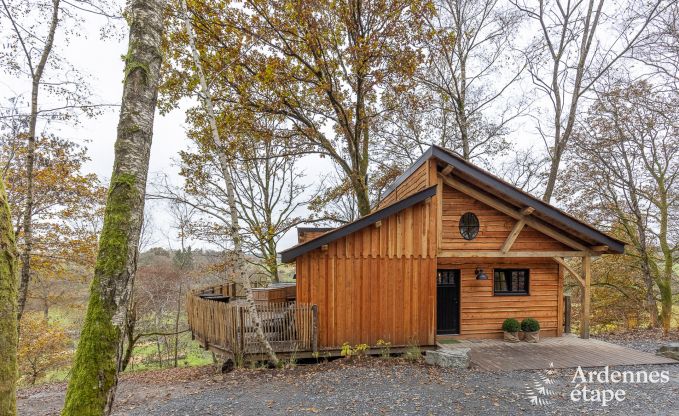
[[19, 357, 679, 415], [595, 329, 679, 354]]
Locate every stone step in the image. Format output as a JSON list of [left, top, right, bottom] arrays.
[[424, 348, 471, 368]]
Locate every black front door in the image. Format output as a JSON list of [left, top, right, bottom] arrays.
[[437, 269, 460, 335]]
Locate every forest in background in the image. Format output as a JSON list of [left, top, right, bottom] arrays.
[[0, 0, 677, 405]]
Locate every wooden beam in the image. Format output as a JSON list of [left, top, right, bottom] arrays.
[[441, 165, 454, 175], [320, 244, 328, 251], [438, 250, 589, 258], [437, 177, 443, 250], [520, 206, 535, 216], [592, 245, 608, 252], [552, 257, 585, 287], [439, 175, 590, 251], [501, 219, 526, 253], [581, 255, 591, 339], [374, 220, 382, 228], [557, 264, 564, 336]]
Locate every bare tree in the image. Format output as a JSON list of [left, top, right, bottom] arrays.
[[232, 136, 315, 283], [513, 0, 665, 202], [0, 0, 120, 322], [178, 0, 278, 365], [2, 0, 61, 323], [168, 201, 194, 367], [560, 79, 678, 334], [632, 1, 679, 90], [492, 147, 549, 194], [308, 164, 361, 224], [414, 0, 526, 161]]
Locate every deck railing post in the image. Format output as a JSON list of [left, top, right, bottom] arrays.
[[564, 295, 571, 333], [238, 306, 245, 357], [311, 304, 318, 353]]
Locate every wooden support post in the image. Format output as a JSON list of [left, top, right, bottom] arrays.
[[311, 304, 319, 353], [239, 306, 245, 356], [564, 295, 571, 333], [441, 165, 454, 175], [581, 256, 591, 339]]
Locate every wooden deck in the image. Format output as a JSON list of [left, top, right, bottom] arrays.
[[187, 285, 318, 360], [439, 334, 678, 371]]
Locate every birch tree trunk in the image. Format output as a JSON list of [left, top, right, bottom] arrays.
[[180, 0, 278, 365], [61, 1, 164, 414], [0, 178, 18, 416]]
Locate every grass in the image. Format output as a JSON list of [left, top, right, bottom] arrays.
[[123, 340, 213, 372], [35, 332, 214, 386]]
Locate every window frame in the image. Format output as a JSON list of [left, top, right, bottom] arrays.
[[493, 268, 530, 296], [458, 212, 480, 240]]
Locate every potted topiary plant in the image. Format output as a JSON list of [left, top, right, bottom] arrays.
[[502, 318, 520, 343], [521, 318, 540, 343]]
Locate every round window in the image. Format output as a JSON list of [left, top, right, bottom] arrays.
[[459, 212, 479, 240]]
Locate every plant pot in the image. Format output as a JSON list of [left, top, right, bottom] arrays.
[[524, 330, 540, 343], [503, 331, 520, 343]]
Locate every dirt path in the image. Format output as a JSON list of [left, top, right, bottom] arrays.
[[18, 358, 679, 415]]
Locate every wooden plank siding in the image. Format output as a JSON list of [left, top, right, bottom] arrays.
[[298, 230, 332, 243], [440, 184, 571, 252], [437, 257, 562, 338], [295, 159, 570, 347], [296, 195, 438, 349], [376, 162, 430, 210]]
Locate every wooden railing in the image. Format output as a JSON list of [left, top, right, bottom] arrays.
[[187, 291, 317, 359]]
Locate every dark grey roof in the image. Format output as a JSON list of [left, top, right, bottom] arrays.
[[280, 185, 437, 262], [297, 227, 335, 233]]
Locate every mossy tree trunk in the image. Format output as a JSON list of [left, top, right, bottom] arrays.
[[0, 178, 18, 416], [61, 1, 164, 415], [180, 0, 279, 365]]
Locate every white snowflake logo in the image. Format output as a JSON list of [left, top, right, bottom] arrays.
[[525, 362, 557, 406]]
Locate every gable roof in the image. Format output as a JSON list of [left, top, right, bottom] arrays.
[[280, 185, 437, 263], [387, 145, 625, 254], [280, 145, 625, 262]]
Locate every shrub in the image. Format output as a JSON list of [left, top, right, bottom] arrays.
[[403, 344, 422, 362], [521, 318, 540, 332], [353, 343, 369, 357], [376, 339, 391, 358], [502, 318, 520, 333], [18, 314, 72, 385], [340, 342, 352, 357], [340, 343, 370, 359]]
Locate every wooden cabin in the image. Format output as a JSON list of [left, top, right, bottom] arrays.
[[280, 145, 625, 351]]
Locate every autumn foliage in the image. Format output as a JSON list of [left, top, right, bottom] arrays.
[[18, 314, 71, 385]]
